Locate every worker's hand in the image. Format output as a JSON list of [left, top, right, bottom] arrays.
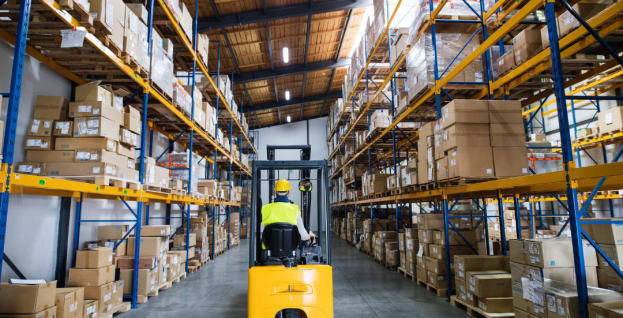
[[309, 231, 316, 242]]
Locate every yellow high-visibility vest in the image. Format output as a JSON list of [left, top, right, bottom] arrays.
[[261, 202, 299, 249]]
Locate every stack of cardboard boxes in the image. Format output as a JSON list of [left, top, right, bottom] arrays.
[[68, 246, 122, 316], [362, 218, 390, 252], [454, 255, 513, 313], [434, 99, 529, 181], [417, 122, 437, 185], [416, 214, 476, 289], [0, 281, 59, 318], [509, 237, 607, 317], [20, 83, 144, 183], [584, 219, 623, 292], [186, 211, 211, 262], [398, 228, 419, 275], [374, 231, 397, 264]]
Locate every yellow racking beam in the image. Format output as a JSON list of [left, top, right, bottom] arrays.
[[326, 0, 405, 143], [154, 0, 257, 156], [37, 0, 251, 175], [0, 28, 86, 85]]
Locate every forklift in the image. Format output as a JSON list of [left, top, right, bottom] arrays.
[[248, 145, 333, 318]]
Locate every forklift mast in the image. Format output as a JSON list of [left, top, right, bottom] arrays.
[[266, 145, 312, 230]]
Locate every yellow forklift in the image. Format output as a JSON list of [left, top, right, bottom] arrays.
[[247, 146, 333, 318]]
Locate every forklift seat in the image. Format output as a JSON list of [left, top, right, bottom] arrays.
[[261, 223, 301, 266]]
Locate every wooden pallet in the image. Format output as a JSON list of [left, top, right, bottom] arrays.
[[136, 281, 172, 303], [599, 128, 622, 137], [451, 296, 515, 318], [374, 193, 384, 198], [99, 302, 131, 318], [390, 188, 402, 195], [49, 175, 140, 190], [58, 0, 95, 30], [150, 79, 173, 103], [121, 53, 148, 80], [419, 182, 437, 191], [397, 267, 416, 282], [95, 32, 122, 58], [438, 176, 498, 187], [145, 185, 173, 194], [382, 262, 398, 271], [416, 278, 427, 287], [171, 276, 181, 284], [401, 185, 419, 193], [427, 283, 448, 298], [188, 265, 198, 274], [179, 272, 187, 280]]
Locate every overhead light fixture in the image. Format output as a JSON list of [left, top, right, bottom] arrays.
[[283, 47, 289, 63], [285, 90, 290, 100], [287, 115, 291, 123]]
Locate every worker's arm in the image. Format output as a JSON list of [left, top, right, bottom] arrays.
[[296, 213, 310, 241]]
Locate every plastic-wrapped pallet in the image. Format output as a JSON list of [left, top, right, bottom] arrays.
[[407, 0, 483, 48], [172, 81, 192, 116], [151, 44, 173, 97], [157, 151, 199, 192], [405, 31, 483, 102]]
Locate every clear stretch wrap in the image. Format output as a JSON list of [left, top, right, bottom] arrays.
[[407, 0, 483, 47], [151, 44, 173, 97], [488, 45, 514, 81], [157, 151, 199, 192], [172, 81, 191, 115], [510, 262, 623, 318], [406, 31, 483, 99]]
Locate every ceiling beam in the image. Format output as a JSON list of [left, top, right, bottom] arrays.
[[273, 79, 279, 103], [259, 114, 327, 129], [197, 0, 372, 32], [221, 28, 241, 75], [278, 108, 282, 124], [244, 91, 342, 112], [335, 9, 353, 60], [254, 111, 262, 128], [265, 22, 275, 71], [243, 83, 253, 106], [234, 58, 350, 83], [209, 0, 220, 21]]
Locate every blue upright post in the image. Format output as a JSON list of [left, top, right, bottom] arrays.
[[443, 197, 453, 301], [353, 128, 358, 244], [545, 2, 588, 316], [184, 0, 200, 273], [211, 41, 221, 260], [0, 0, 31, 280], [145, 127, 154, 226], [514, 194, 522, 239], [482, 198, 490, 255], [72, 193, 84, 266], [497, 190, 506, 255], [131, 0, 155, 305]]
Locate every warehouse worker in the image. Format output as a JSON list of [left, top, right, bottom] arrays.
[[261, 179, 314, 246]]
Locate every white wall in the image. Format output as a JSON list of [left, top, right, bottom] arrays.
[[256, 118, 329, 232], [0, 39, 209, 283]]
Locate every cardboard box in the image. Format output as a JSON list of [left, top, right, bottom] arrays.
[[493, 147, 529, 177], [67, 265, 115, 287], [541, 16, 560, 49], [55, 138, 117, 152], [127, 236, 163, 258], [429, 244, 476, 260], [142, 225, 172, 236], [73, 117, 120, 139], [119, 269, 155, 295], [419, 230, 434, 244], [53, 121, 73, 137], [126, 3, 148, 23], [83, 283, 114, 315], [525, 238, 598, 268], [585, 218, 623, 245], [124, 106, 141, 134], [416, 265, 427, 282], [117, 143, 135, 159], [55, 287, 83, 318], [427, 271, 453, 289], [419, 214, 444, 230], [513, 29, 542, 65], [112, 281, 123, 307], [425, 256, 454, 275], [589, 302, 623, 318], [598, 107, 623, 135], [116, 256, 157, 269], [26, 150, 74, 163], [442, 123, 491, 151], [466, 270, 511, 297], [0, 307, 58, 318], [75, 82, 112, 106], [490, 124, 526, 147], [454, 255, 510, 280], [120, 128, 138, 147], [597, 244, 623, 269], [16, 162, 46, 175], [436, 157, 449, 181], [117, 166, 139, 181], [0, 281, 57, 314], [76, 247, 113, 269], [559, 4, 608, 37], [433, 229, 477, 246], [99, 239, 126, 256], [82, 300, 97, 318], [98, 225, 130, 240], [488, 100, 523, 124], [441, 100, 489, 126], [45, 162, 117, 177], [598, 267, 623, 291], [34, 96, 69, 120], [28, 119, 54, 136], [448, 146, 495, 178], [25, 136, 53, 150], [478, 297, 513, 313], [497, 48, 515, 76], [73, 149, 128, 166], [69, 102, 124, 125]]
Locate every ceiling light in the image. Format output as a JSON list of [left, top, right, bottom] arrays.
[[285, 90, 290, 100], [283, 47, 289, 63], [287, 115, 291, 123]]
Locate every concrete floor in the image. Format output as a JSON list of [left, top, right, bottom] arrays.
[[122, 234, 469, 318]]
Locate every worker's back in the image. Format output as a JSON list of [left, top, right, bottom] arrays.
[[261, 201, 299, 227]]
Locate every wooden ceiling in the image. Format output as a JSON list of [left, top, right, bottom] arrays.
[[181, 0, 367, 128]]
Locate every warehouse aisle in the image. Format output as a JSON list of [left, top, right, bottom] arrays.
[[121, 235, 468, 318]]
